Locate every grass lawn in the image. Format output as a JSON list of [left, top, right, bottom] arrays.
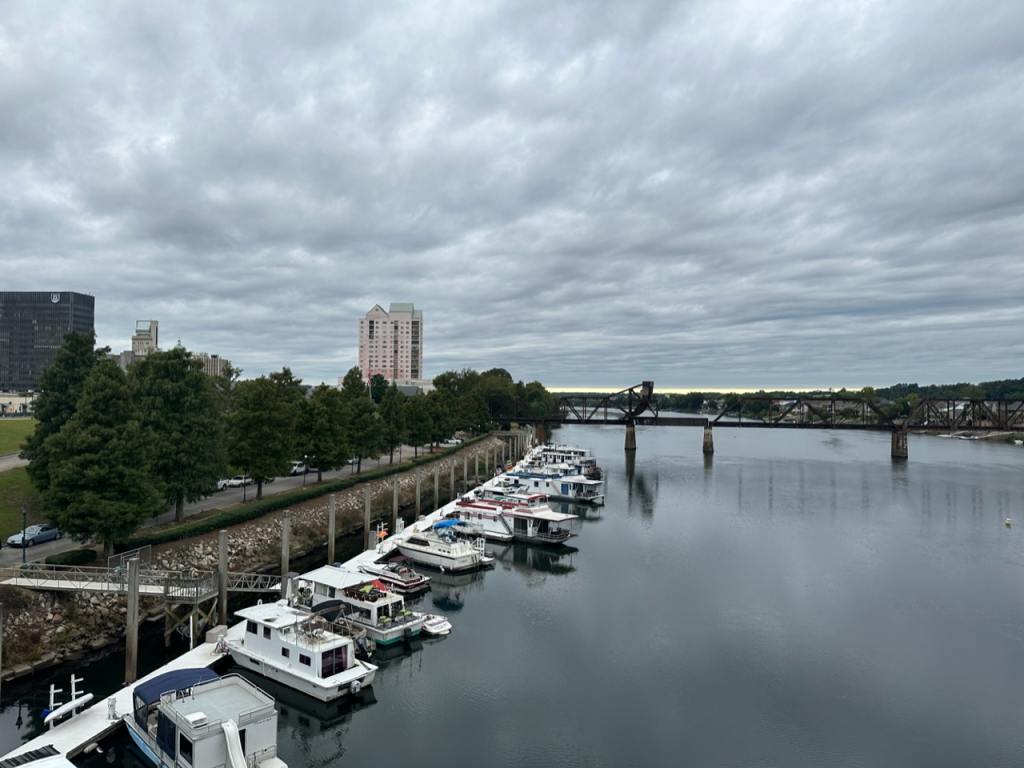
[[0, 467, 44, 538], [0, 418, 34, 455]]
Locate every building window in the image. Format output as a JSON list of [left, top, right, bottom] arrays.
[[246, 621, 257, 634]]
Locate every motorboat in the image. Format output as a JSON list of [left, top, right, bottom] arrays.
[[126, 669, 286, 768], [223, 601, 377, 702], [396, 522, 494, 571], [447, 497, 514, 542], [358, 560, 431, 595], [421, 613, 453, 636]]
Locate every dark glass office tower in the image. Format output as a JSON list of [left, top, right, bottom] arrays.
[[0, 292, 95, 391]]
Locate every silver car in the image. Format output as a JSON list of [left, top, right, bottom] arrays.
[[6, 523, 62, 547]]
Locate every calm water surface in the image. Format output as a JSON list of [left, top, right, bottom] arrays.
[[6, 425, 1024, 767]]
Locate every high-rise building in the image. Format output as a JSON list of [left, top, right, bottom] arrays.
[[358, 302, 423, 383], [131, 320, 159, 357], [194, 352, 232, 378], [0, 291, 95, 391]]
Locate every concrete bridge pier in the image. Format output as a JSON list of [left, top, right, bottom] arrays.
[[364, 486, 372, 549], [125, 557, 140, 684], [625, 421, 637, 452], [702, 425, 714, 455], [218, 530, 228, 625], [281, 511, 291, 576], [891, 429, 909, 460]]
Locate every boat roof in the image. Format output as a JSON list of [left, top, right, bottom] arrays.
[[302, 565, 371, 591], [235, 599, 314, 625], [503, 507, 577, 523], [133, 668, 219, 708], [162, 676, 274, 730]]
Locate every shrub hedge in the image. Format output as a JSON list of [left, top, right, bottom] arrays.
[[119, 436, 490, 552], [46, 547, 98, 565]]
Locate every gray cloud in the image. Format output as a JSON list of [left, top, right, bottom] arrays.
[[2, 0, 1022, 388]]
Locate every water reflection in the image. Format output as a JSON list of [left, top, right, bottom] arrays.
[[492, 542, 578, 576], [424, 568, 486, 612]]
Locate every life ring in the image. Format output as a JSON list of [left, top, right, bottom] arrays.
[[350, 680, 362, 695]]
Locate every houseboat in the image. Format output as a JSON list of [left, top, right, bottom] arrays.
[[223, 601, 377, 702], [126, 669, 286, 768], [333, 580, 427, 647], [530, 444, 603, 479], [452, 493, 578, 545], [495, 469, 605, 505], [396, 522, 494, 571]]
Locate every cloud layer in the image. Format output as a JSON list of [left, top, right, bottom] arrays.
[[2, 0, 1022, 388]]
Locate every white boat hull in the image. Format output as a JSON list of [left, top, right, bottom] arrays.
[[226, 646, 375, 702], [395, 543, 481, 572]]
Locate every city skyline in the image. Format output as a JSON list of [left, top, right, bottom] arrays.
[[2, 2, 1022, 388]]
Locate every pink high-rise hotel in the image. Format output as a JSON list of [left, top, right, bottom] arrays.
[[358, 302, 423, 383]]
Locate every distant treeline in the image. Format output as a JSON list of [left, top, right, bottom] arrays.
[[657, 377, 1024, 413]]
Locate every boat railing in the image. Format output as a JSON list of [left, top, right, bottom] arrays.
[[532, 529, 572, 543]]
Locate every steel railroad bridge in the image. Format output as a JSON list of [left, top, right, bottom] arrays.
[[506, 381, 1024, 459]]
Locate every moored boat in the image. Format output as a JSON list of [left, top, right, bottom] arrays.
[[125, 669, 286, 768], [223, 601, 377, 702], [358, 560, 431, 595], [396, 522, 494, 571]]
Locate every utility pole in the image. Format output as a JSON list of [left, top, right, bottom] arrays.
[[20, 505, 27, 565]]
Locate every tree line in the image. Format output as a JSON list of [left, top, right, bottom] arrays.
[[20, 334, 554, 556]]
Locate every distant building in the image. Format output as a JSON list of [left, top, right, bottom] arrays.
[[194, 352, 232, 378], [358, 302, 423, 384], [0, 391, 37, 415], [0, 291, 95, 391], [131, 320, 159, 357]]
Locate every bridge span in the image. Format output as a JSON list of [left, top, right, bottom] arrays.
[[506, 382, 1024, 460]]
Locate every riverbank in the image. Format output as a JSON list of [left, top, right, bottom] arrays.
[[0, 436, 507, 679]]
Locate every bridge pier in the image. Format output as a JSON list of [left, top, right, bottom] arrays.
[[625, 422, 637, 452], [702, 425, 714, 455], [364, 485, 372, 549], [281, 511, 291, 576], [891, 429, 909, 460], [327, 494, 337, 564]]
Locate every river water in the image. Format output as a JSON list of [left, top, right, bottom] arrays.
[[4, 425, 1024, 766]]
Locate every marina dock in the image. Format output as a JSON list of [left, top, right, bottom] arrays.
[[2, 435, 540, 765]]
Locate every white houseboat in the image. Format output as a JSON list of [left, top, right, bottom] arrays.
[[494, 469, 605, 505], [451, 493, 578, 545], [396, 522, 494, 571], [126, 669, 286, 768], [223, 601, 377, 702]]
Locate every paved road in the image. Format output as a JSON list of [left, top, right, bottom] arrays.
[[0, 453, 27, 473], [0, 443, 451, 567]]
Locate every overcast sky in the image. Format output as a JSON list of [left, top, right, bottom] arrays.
[[2, 1, 1022, 389]]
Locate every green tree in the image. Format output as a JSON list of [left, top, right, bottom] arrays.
[[426, 391, 454, 447], [45, 360, 163, 557], [130, 348, 227, 521], [405, 395, 433, 457], [347, 396, 381, 473], [227, 374, 300, 499], [299, 385, 349, 482], [379, 384, 407, 464], [340, 367, 367, 400], [21, 332, 107, 493], [369, 373, 388, 404]]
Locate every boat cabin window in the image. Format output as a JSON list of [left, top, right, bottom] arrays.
[[314, 582, 336, 598], [321, 646, 348, 677], [179, 734, 193, 765], [281, 647, 290, 658], [263, 626, 271, 639], [238, 729, 246, 754], [246, 621, 257, 634], [300, 653, 311, 666]]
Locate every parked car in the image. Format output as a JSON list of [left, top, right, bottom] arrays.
[[443, 437, 463, 446], [216, 478, 231, 491], [289, 461, 306, 476], [225, 475, 254, 487], [7, 524, 62, 548]]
